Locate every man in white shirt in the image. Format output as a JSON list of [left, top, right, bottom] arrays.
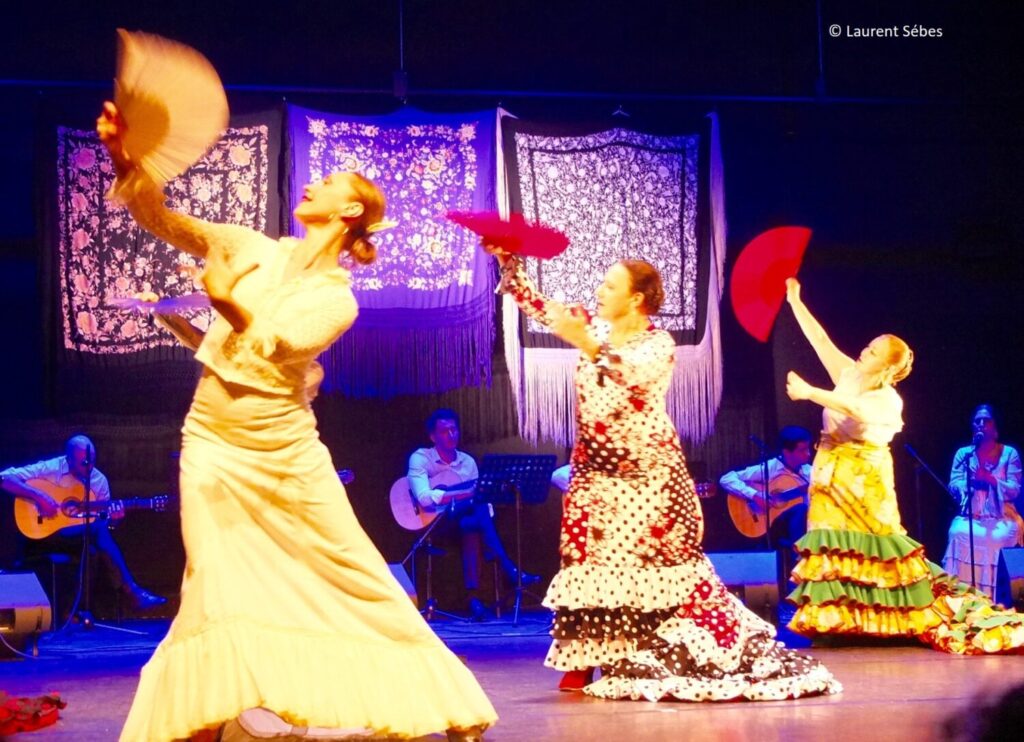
[[407, 409, 538, 620], [0, 435, 166, 610], [718, 426, 814, 548]]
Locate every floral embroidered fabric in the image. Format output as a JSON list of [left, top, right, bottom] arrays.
[[288, 105, 497, 396], [56, 125, 270, 354]]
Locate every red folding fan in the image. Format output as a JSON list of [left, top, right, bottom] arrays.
[[729, 226, 812, 342], [446, 210, 570, 259]]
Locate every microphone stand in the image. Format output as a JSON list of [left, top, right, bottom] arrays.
[[67, 471, 143, 636], [903, 442, 977, 589], [749, 436, 773, 551], [77, 473, 95, 629], [400, 500, 465, 622], [960, 440, 982, 590]]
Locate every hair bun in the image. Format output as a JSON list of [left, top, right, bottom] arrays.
[[349, 237, 376, 266]]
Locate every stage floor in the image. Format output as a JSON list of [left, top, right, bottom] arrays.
[[2, 614, 1022, 741]]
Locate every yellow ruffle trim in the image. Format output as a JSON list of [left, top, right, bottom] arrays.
[[120, 616, 497, 741], [925, 595, 1024, 655], [789, 603, 942, 638], [792, 551, 932, 589], [928, 621, 1024, 655], [791, 599, 1024, 655]]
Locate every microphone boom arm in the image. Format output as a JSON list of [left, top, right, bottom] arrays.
[[903, 443, 959, 503]]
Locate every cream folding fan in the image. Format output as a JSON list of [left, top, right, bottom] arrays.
[[113, 28, 229, 185]]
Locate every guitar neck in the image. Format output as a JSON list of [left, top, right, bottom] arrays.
[[118, 497, 161, 509], [80, 496, 171, 514]]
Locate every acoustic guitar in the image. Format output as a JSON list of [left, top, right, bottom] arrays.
[[390, 470, 477, 531], [726, 483, 808, 538], [14, 478, 174, 540]]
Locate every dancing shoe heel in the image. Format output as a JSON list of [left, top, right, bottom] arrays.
[[557, 668, 595, 692]]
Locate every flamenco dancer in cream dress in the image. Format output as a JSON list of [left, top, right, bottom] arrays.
[[98, 97, 495, 741]]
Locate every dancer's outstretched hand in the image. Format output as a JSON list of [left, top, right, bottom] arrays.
[[785, 277, 802, 306], [786, 370, 813, 401], [96, 101, 134, 178], [480, 240, 511, 258], [549, 304, 589, 347]]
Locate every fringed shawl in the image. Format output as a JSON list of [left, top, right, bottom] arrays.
[[288, 105, 497, 398], [497, 112, 726, 445]]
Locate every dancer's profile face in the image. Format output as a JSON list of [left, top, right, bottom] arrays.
[[595, 263, 643, 321], [293, 172, 364, 225], [855, 336, 892, 376], [430, 418, 460, 455]]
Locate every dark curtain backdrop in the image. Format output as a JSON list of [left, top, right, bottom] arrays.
[[0, 90, 1020, 608]]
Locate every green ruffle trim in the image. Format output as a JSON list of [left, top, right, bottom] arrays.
[[795, 529, 926, 562], [788, 577, 936, 610]]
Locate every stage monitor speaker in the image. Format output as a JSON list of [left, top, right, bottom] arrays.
[[706, 551, 779, 623], [0, 573, 52, 654], [996, 547, 1024, 611], [387, 563, 418, 607]]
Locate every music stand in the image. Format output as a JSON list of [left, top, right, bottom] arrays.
[[476, 454, 556, 623]]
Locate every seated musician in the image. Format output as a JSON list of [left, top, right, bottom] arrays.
[[0, 435, 166, 609], [407, 408, 538, 620], [719, 425, 814, 548]]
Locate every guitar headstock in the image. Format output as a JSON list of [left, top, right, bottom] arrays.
[[695, 481, 717, 499], [337, 469, 355, 485], [152, 495, 171, 512]]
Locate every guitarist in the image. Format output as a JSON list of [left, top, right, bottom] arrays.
[[0, 435, 166, 610], [719, 426, 814, 550], [407, 408, 539, 621]]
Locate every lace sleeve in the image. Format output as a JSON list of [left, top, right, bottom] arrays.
[[948, 447, 971, 499], [236, 282, 359, 363], [495, 255, 564, 327], [999, 447, 1022, 504], [115, 171, 257, 259]]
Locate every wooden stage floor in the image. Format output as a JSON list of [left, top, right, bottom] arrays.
[[1, 614, 1022, 741]]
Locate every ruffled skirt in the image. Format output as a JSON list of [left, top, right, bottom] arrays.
[[120, 372, 496, 741], [788, 436, 1024, 655], [544, 460, 841, 702], [942, 514, 1021, 599]]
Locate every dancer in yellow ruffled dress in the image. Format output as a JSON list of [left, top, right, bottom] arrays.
[[783, 277, 1024, 655], [98, 103, 496, 741]]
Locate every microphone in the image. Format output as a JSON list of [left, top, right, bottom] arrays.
[[748, 434, 768, 451], [972, 431, 984, 445]]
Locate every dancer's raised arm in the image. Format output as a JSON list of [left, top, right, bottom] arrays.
[[96, 101, 253, 259], [786, 370, 867, 420], [487, 245, 602, 359], [785, 278, 854, 384]]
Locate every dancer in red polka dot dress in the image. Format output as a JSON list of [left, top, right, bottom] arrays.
[[491, 246, 840, 702]]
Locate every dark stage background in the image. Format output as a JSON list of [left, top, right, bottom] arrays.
[[1, 2, 1021, 611]]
